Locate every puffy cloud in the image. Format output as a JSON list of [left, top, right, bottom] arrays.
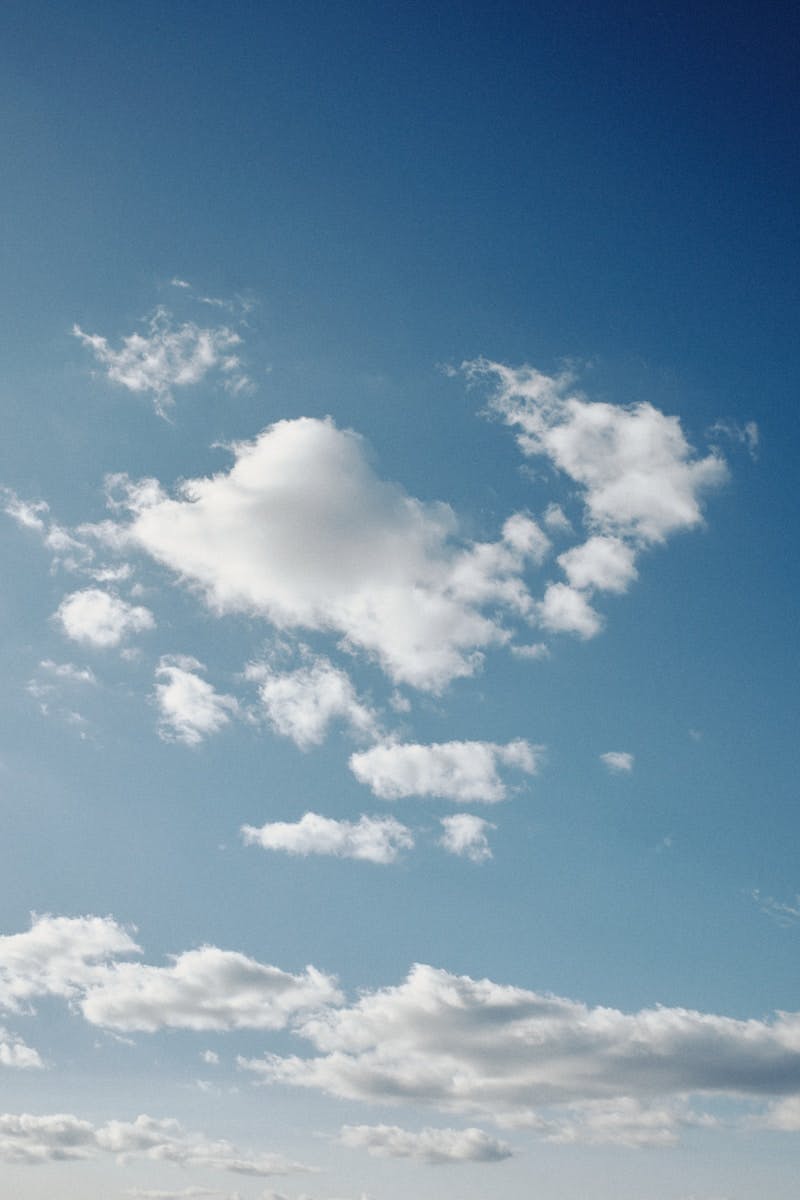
[[56, 588, 154, 648], [243, 963, 800, 1143], [155, 656, 239, 746], [349, 739, 541, 803], [439, 814, 495, 862], [73, 308, 247, 415], [246, 656, 378, 749], [0, 1111, 308, 1175], [79, 948, 340, 1033], [472, 360, 727, 545], [339, 1123, 512, 1164], [537, 583, 602, 639], [242, 814, 413, 865], [600, 751, 634, 773], [557, 536, 638, 594], [93, 418, 545, 691], [0, 914, 340, 1033], [0, 1028, 43, 1070]]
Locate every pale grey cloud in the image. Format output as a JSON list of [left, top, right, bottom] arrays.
[[56, 588, 154, 648], [242, 814, 414, 865], [349, 739, 541, 803], [339, 1122, 512, 1163], [155, 656, 239, 746], [439, 814, 495, 862]]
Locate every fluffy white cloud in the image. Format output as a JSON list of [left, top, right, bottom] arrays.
[[0, 1028, 43, 1070], [537, 583, 602, 638], [557, 536, 638, 594], [56, 588, 154, 648], [73, 308, 247, 415], [339, 1123, 512, 1163], [439, 814, 495, 862], [349, 739, 540, 803], [242, 814, 414, 865], [244, 963, 800, 1143], [92, 418, 545, 691], [246, 656, 378, 749], [155, 656, 239, 745], [0, 914, 340, 1033], [600, 751, 634, 773], [0, 1111, 307, 1175], [472, 360, 727, 545]]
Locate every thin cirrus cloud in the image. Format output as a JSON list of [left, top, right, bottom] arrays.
[[154, 656, 239, 746], [242, 962, 800, 1146], [55, 588, 154, 649], [80, 416, 548, 692], [0, 1111, 310, 1175], [438, 814, 495, 862], [72, 307, 249, 416], [338, 1122, 513, 1164], [241, 813, 414, 865], [0, 914, 340, 1033], [246, 655, 379, 750], [348, 739, 541, 803]]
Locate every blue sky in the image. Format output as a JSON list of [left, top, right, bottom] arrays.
[[1, 3, 799, 1198]]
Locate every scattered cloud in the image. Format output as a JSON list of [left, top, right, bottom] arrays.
[[537, 582, 602, 638], [338, 1122, 512, 1164], [349, 739, 541, 803], [246, 656, 378, 749], [73, 307, 248, 416], [38, 659, 98, 685], [600, 751, 634, 773], [154, 656, 239, 746], [751, 889, 800, 927], [439, 814, 495, 862], [542, 502, 573, 534], [242, 814, 414, 865], [0, 1028, 43, 1070], [0, 914, 340, 1033], [56, 588, 154, 648], [558, 536, 638, 594], [0, 1111, 309, 1175], [510, 642, 550, 660], [709, 419, 759, 460], [86, 418, 547, 691], [244, 963, 800, 1142]]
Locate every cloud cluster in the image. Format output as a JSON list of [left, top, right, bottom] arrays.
[[73, 308, 248, 415], [338, 1122, 512, 1163], [468, 360, 728, 637], [0, 915, 339, 1033], [0, 1111, 307, 1175], [246, 656, 378, 749], [91, 418, 547, 691], [154, 656, 239, 746], [349, 739, 540, 803], [243, 963, 800, 1145], [242, 814, 414, 865]]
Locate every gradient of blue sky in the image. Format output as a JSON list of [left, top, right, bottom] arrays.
[[1, 3, 798, 1199]]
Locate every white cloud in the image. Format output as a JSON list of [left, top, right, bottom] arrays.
[[91, 418, 546, 691], [56, 588, 154, 648], [471, 359, 727, 545], [339, 1123, 512, 1163], [537, 583, 602, 638], [542, 503, 573, 533], [244, 963, 800, 1142], [510, 642, 550, 660], [38, 660, 97, 685], [242, 814, 413, 865], [0, 1028, 43, 1070], [246, 656, 378, 749], [202, 1049, 220, 1065], [155, 656, 239, 746], [439, 814, 495, 862], [349, 739, 541, 803], [0, 914, 340, 1033], [73, 307, 247, 415], [0, 1111, 308, 1175], [600, 751, 634, 773], [557, 536, 638, 594]]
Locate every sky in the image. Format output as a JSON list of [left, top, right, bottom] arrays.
[[0, 3, 799, 1198]]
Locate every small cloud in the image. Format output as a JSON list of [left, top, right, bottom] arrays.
[[751, 888, 800, 927], [600, 751, 634, 774], [709, 419, 759, 461], [55, 589, 154, 649], [510, 642, 550, 661], [439, 814, 495, 863], [542, 503, 573, 534], [170, 278, 192, 289], [242, 813, 414, 865], [201, 1049, 220, 1065]]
